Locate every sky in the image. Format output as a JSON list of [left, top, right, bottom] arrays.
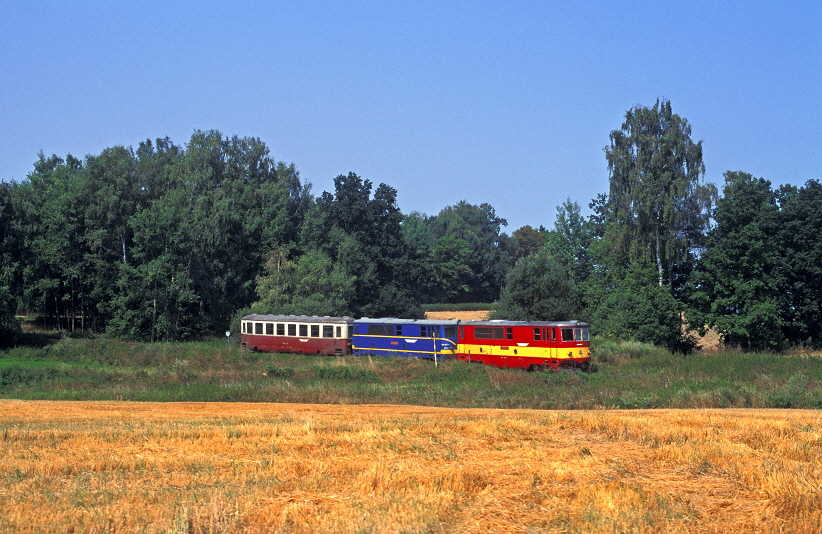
[[2, 0, 820, 233]]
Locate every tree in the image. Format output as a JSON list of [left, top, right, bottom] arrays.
[[589, 258, 694, 351], [604, 99, 716, 290], [493, 247, 580, 321], [427, 201, 514, 303], [776, 180, 822, 347], [0, 183, 22, 344], [511, 225, 544, 260], [253, 248, 356, 316], [687, 171, 783, 351]]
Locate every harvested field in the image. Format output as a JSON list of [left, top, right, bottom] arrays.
[[425, 310, 491, 321], [1, 401, 821, 532]]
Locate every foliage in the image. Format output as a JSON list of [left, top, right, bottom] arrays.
[[588, 259, 695, 352], [687, 172, 784, 350], [493, 247, 581, 321], [253, 248, 356, 316], [775, 180, 822, 347], [404, 202, 514, 304], [604, 99, 716, 290]]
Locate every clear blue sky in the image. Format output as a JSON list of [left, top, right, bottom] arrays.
[[2, 1, 820, 233]]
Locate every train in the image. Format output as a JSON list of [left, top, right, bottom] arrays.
[[240, 314, 590, 371]]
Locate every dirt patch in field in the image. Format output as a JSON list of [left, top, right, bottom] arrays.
[[425, 310, 491, 321]]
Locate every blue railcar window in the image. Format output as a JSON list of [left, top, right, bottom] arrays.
[[367, 324, 393, 336], [444, 326, 456, 338], [420, 326, 428, 337]]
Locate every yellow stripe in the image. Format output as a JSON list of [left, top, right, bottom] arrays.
[[458, 343, 588, 360]]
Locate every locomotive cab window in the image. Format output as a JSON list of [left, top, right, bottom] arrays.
[[533, 328, 540, 341], [506, 328, 513, 340], [561, 328, 574, 342]]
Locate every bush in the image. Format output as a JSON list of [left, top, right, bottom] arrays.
[[265, 365, 295, 379]]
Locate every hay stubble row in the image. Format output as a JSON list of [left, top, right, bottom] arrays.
[[1, 401, 821, 532]]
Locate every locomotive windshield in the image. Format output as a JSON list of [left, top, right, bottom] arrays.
[[561, 327, 590, 342]]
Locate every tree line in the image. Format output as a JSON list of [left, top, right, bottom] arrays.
[[1, 100, 820, 351]]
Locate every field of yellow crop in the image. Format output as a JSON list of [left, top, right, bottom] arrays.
[[1, 401, 821, 532]]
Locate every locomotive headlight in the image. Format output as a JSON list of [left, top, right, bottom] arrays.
[[579, 350, 583, 355]]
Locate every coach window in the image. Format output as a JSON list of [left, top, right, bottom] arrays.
[[299, 324, 308, 337], [287, 324, 296, 336], [311, 325, 320, 337], [265, 323, 273, 335], [335, 326, 341, 338], [276, 323, 285, 336], [255, 323, 263, 335], [323, 325, 333, 338]]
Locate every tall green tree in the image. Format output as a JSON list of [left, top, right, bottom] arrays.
[[0, 183, 22, 343], [776, 180, 822, 347], [687, 171, 783, 350], [605, 99, 716, 290], [252, 248, 356, 316], [493, 247, 581, 321], [589, 258, 694, 351], [426, 201, 514, 303]]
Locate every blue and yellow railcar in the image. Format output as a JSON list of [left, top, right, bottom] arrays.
[[352, 318, 459, 360]]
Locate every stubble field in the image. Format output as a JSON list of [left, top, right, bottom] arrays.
[[1, 401, 821, 532]]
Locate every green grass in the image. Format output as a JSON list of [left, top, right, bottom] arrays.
[[2, 335, 822, 408]]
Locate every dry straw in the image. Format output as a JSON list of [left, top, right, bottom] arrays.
[[1, 401, 821, 532]]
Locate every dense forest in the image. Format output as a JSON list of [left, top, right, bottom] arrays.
[[1, 100, 820, 351]]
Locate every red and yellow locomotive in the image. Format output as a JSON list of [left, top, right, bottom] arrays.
[[457, 320, 590, 371]]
